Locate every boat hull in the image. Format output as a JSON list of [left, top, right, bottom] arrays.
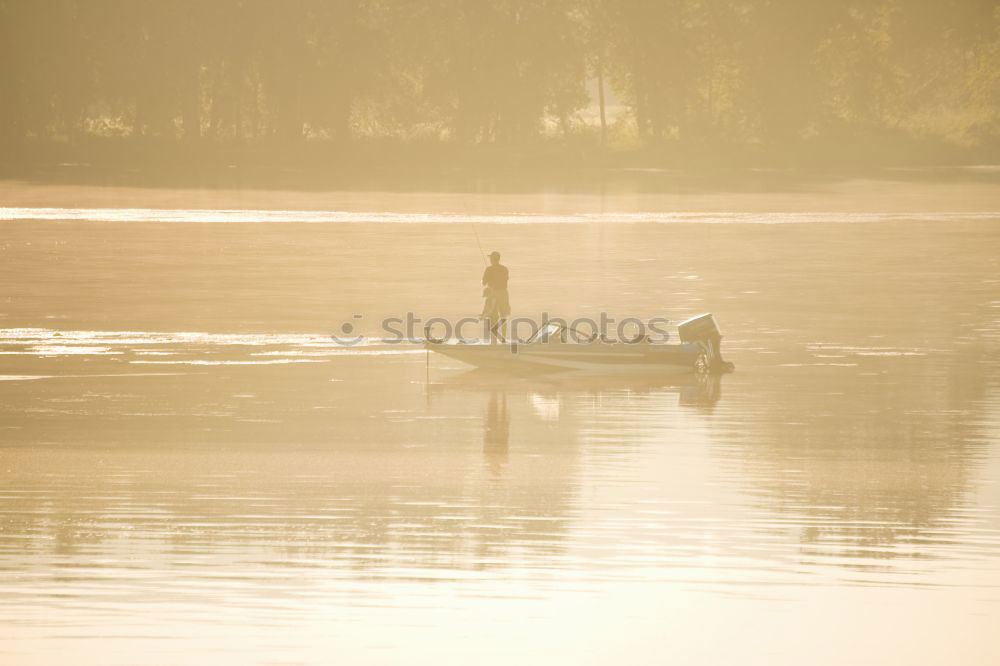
[[425, 341, 703, 375]]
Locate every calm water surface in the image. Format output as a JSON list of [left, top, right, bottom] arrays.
[[1, 182, 999, 664]]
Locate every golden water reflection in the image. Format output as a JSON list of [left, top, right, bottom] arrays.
[[1, 199, 999, 664]]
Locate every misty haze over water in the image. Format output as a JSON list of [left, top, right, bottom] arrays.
[[1, 174, 999, 664], [2, 1, 1000, 664]]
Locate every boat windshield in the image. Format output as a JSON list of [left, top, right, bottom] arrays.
[[523, 322, 561, 343], [525, 321, 598, 344]]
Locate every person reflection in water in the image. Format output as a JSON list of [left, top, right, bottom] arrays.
[[484, 390, 509, 470], [481, 251, 510, 343]]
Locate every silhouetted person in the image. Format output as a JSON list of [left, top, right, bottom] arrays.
[[481, 251, 510, 342]]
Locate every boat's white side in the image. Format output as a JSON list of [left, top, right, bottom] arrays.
[[425, 313, 733, 375], [426, 341, 704, 374]]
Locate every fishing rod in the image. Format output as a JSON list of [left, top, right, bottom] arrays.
[[472, 225, 488, 265]]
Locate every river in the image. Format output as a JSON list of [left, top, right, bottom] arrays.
[[1, 173, 999, 664]]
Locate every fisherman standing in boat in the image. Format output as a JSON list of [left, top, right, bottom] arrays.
[[481, 251, 510, 342]]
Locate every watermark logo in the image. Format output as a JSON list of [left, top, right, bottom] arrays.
[[330, 314, 365, 346], [331, 312, 673, 346]]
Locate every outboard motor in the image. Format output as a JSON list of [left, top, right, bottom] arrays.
[[677, 313, 735, 374]]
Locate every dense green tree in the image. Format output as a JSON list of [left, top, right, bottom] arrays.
[[0, 0, 996, 161]]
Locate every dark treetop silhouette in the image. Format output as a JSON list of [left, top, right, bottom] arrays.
[[0, 0, 997, 168]]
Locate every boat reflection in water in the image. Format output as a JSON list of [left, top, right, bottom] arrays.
[[429, 369, 725, 477]]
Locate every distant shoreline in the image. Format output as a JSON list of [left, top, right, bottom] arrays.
[[2, 168, 998, 218], [2, 149, 1000, 197], [2, 133, 1000, 182]]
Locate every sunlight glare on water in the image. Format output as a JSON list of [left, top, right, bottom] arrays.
[[1, 186, 999, 665]]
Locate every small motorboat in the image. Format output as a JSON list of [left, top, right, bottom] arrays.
[[425, 313, 734, 375]]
